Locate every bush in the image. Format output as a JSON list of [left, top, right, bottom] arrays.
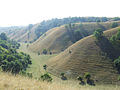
[[93, 28, 103, 40], [40, 73, 52, 82], [60, 73, 67, 80], [114, 56, 120, 72], [77, 75, 83, 81], [110, 29, 120, 46], [0, 33, 7, 40], [118, 75, 120, 81], [77, 76, 86, 85], [84, 72, 91, 79], [84, 72, 95, 86], [43, 64, 47, 70], [50, 51, 52, 55], [42, 49, 47, 54], [111, 22, 118, 28], [38, 52, 40, 55]]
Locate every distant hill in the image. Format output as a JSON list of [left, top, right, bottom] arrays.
[[47, 27, 120, 84], [7, 24, 38, 42], [28, 21, 120, 54], [6, 17, 116, 43]]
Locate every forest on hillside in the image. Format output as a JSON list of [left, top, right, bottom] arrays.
[[0, 33, 32, 74]]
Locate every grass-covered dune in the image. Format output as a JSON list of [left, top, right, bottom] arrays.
[[28, 21, 120, 54], [47, 26, 120, 84]]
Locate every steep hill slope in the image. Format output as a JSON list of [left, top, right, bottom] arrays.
[[47, 27, 120, 84], [28, 21, 120, 54], [7, 24, 40, 42]]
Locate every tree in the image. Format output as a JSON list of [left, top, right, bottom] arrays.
[[114, 56, 120, 73], [42, 49, 47, 54], [84, 73, 95, 86], [60, 72, 67, 80], [111, 22, 118, 28], [110, 29, 120, 46], [0, 33, 7, 40], [43, 64, 47, 70], [77, 76, 85, 85], [93, 28, 103, 40], [40, 73, 52, 82]]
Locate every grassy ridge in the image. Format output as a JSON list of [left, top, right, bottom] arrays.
[[28, 21, 120, 54], [47, 27, 120, 84]]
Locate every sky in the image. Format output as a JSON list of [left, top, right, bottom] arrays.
[[0, 0, 120, 26]]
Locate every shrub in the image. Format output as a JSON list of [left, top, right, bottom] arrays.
[[61, 72, 65, 76], [50, 51, 52, 55], [118, 75, 120, 81], [0, 33, 7, 40], [42, 49, 47, 54], [114, 56, 120, 72], [84, 72, 95, 86], [38, 52, 40, 55], [40, 73, 52, 82], [93, 28, 103, 40], [77, 75, 86, 85], [111, 22, 118, 28], [43, 64, 47, 70], [60, 73, 67, 80], [84, 72, 91, 79], [110, 29, 120, 46], [77, 76, 83, 81]]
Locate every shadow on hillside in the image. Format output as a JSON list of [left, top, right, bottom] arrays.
[[95, 36, 120, 60]]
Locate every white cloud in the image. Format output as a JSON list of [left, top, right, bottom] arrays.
[[0, 0, 120, 26]]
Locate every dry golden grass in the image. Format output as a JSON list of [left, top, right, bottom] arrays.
[[8, 23, 40, 42], [28, 21, 120, 54], [47, 26, 120, 84], [28, 25, 71, 54], [0, 72, 120, 90]]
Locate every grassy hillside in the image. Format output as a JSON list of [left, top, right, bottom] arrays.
[[47, 27, 120, 84], [7, 24, 40, 42], [1, 72, 120, 90], [7, 17, 113, 43], [28, 21, 120, 54]]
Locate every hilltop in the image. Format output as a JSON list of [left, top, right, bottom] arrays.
[[47, 27, 120, 84], [28, 21, 120, 54]]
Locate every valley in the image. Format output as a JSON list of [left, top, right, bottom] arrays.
[[1, 17, 120, 89]]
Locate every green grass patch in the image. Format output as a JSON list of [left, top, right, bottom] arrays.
[[17, 43, 57, 78]]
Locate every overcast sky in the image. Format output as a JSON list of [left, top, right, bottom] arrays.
[[0, 0, 120, 26]]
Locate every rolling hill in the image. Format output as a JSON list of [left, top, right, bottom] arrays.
[[7, 24, 40, 42], [6, 17, 115, 43], [28, 21, 120, 54], [46, 27, 120, 84]]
